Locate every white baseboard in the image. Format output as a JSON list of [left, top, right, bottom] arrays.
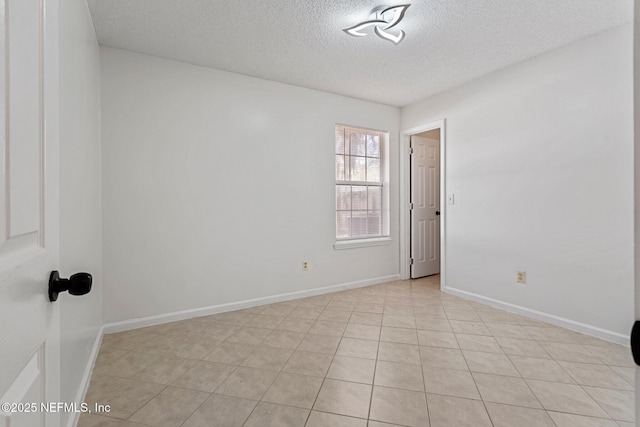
[[103, 274, 400, 334], [67, 326, 103, 427], [443, 286, 630, 346]]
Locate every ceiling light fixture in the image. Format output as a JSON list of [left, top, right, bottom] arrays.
[[343, 4, 411, 45]]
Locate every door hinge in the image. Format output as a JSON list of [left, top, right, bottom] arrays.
[[409, 258, 414, 265], [409, 147, 414, 155], [409, 203, 414, 210]]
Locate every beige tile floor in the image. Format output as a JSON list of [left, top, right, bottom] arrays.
[[79, 275, 635, 427]]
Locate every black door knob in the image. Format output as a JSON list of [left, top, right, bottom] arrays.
[[435, 211, 441, 216], [48, 271, 92, 302], [631, 321, 640, 365]]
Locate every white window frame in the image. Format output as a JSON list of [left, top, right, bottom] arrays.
[[334, 125, 390, 248]]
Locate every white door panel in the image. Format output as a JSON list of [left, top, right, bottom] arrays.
[[0, 0, 60, 425], [1, 353, 45, 427], [9, 0, 43, 237], [411, 135, 440, 278]]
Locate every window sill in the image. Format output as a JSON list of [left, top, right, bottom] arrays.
[[334, 237, 392, 250]]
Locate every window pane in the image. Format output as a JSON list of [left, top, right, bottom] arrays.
[[368, 187, 381, 210], [350, 133, 366, 156], [366, 134, 380, 158], [366, 157, 380, 182], [336, 128, 345, 154], [336, 185, 351, 210], [335, 125, 387, 240], [335, 155, 345, 180], [351, 211, 367, 237], [352, 186, 367, 210], [350, 156, 366, 181], [367, 211, 382, 236], [336, 211, 351, 239]]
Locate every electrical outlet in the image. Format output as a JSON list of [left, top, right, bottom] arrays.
[[517, 271, 526, 284], [302, 261, 309, 271]]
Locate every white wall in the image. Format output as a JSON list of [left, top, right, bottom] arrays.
[[59, 1, 102, 425], [402, 25, 634, 340], [100, 47, 400, 324]]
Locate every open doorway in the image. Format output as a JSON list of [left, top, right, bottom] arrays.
[[399, 120, 446, 285], [410, 129, 441, 278]]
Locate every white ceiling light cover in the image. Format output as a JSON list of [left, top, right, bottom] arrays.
[[343, 4, 411, 45]]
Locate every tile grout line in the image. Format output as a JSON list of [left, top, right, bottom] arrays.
[[299, 299, 337, 427], [305, 293, 359, 425], [366, 306, 384, 424]]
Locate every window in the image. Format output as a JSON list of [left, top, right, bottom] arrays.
[[335, 125, 388, 240]]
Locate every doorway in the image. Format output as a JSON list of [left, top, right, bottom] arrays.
[[410, 130, 441, 278], [399, 120, 446, 285]]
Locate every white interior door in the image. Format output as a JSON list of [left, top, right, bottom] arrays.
[[410, 135, 440, 278], [634, 0, 640, 420], [0, 0, 61, 426]]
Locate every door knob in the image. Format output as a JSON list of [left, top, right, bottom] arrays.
[[48, 271, 92, 302], [435, 211, 441, 216], [631, 321, 640, 365]]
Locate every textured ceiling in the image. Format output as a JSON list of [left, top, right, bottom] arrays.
[[87, 0, 633, 107]]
